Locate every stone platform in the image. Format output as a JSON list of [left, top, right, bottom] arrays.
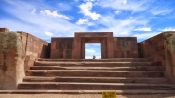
[[13, 58, 175, 95], [1, 94, 175, 98]]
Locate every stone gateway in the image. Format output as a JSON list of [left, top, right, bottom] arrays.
[[51, 32, 138, 59], [1, 28, 175, 97]]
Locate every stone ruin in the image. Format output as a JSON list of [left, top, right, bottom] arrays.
[[0, 28, 175, 95]]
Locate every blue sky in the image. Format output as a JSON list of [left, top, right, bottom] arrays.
[[85, 43, 101, 59], [0, 0, 175, 58]]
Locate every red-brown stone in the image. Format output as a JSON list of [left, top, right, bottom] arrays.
[[0, 28, 9, 32], [50, 32, 138, 59]]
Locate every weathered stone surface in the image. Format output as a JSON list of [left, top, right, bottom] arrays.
[[17, 32, 49, 72], [18, 58, 168, 91], [0, 29, 50, 90], [164, 32, 175, 82], [114, 37, 138, 58], [139, 32, 175, 83], [1, 93, 175, 98], [138, 33, 165, 66], [0, 28, 9, 32], [51, 32, 138, 59], [0, 31, 25, 89], [51, 38, 73, 59], [73, 32, 114, 59], [1, 27, 175, 94]]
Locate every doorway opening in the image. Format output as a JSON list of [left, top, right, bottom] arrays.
[[85, 43, 101, 59]]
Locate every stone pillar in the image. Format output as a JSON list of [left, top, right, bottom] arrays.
[[72, 36, 81, 59], [50, 38, 60, 59], [107, 33, 115, 58], [164, 33, 175, 83], [81, 39, 85, 59], [0, 30, 25, 89], [101, 39, 107, 58]]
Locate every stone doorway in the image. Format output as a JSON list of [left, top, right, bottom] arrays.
[[85, 43, 101, 59], [50, 32, 139, 59], [72, 32, 115, 59]]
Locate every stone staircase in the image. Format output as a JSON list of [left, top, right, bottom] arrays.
[[17, 58, 175, 94]]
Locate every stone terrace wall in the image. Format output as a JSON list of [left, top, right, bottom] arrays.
[[18, 32, 49, 71], [164, 32, 175, 82], [0, 30, 25, 89], [138, 33, 166, 66], [139, 32, 175, 83], [114, 37, 138, 58], [50, 38, 73, 59], [0, 28, 49, 89]]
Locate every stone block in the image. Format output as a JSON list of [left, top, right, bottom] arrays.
[[0, 28, 50, 89], [0, 31, 25, 89], [0, 28, 9, 32]]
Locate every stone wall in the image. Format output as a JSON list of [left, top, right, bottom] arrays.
[[50, 38, 73, 59], [114, 37, 138, 58], [51, 36, 138, 59], [17, 32, 49, 71], [0, 30, 25, 89], [164, 32, 175, 82], [139, 32, 175, 83], [138, 33, 165, 65], [0, 28, 49, 89]]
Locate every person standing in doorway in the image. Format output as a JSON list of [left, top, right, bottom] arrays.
[[93, 55, 96, 59]]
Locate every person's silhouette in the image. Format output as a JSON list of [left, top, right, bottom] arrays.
[[93, 55, 96, 59]]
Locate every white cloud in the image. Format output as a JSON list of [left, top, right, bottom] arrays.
[[134, 27, 152, 32], [0, 0, 155, 42], [95, 16, 149, 36], [150, 8, 172, 15], [44, 31, 54, 37], [40, 10, 70, 20], [86, 0, 95, 1], [76, 19, 89, 25], [76, 18, 94, 26], [162, 27, 175, 31], [31, 9, 36, 14], [133, 32, 161, 41], [79, 1, 101, 20], [115, 10, 121, 14], [97, 0, 149, 12], [0, 0, 88, 40], [86, 48, 96, 54]]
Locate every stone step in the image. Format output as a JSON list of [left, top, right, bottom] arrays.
[[18, 82, 175, 90], [37, 58, 150, 62], [23, 76, 167, 84], [26, 70, 164, 77], [1, 89, 175, 94], [30, 66, 163, 71], [34, 61, 155, 67]]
